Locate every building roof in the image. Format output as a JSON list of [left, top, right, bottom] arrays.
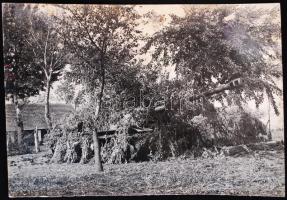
[[5, 104, 74, 131]]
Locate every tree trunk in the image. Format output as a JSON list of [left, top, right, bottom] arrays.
[[93, 128, 103, 172], [34, 126, 40, 153], [7, 134, 10, 152], [14, 96, 24, 150], [45, 78, 52, 132]]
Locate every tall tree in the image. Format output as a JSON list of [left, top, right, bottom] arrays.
[[58, 5, 141, 171], [142, 5, 282, 115], [3, 3, 44, 150], [25, 8, 69, 132], [138, 5, 282, 150]]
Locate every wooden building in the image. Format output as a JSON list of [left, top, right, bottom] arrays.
[[5, 104, 74, 147]]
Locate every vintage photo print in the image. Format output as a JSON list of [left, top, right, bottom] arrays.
[[2, 3, 284, 197]]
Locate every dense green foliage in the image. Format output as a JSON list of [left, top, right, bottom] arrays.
[[3, 4, 44, 100], [143, 6, 282, 114]]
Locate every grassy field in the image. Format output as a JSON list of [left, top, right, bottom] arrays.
[[7, 145, 285, 197]]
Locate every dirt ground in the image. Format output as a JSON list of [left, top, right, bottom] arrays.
[[7, 146, 285, 197]]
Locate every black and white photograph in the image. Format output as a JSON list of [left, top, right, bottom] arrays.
[[2, 3, 285, 197]]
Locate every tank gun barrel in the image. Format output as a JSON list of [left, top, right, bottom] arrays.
[[154, 78, 244, 112], [188, 78, 244, 102]]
